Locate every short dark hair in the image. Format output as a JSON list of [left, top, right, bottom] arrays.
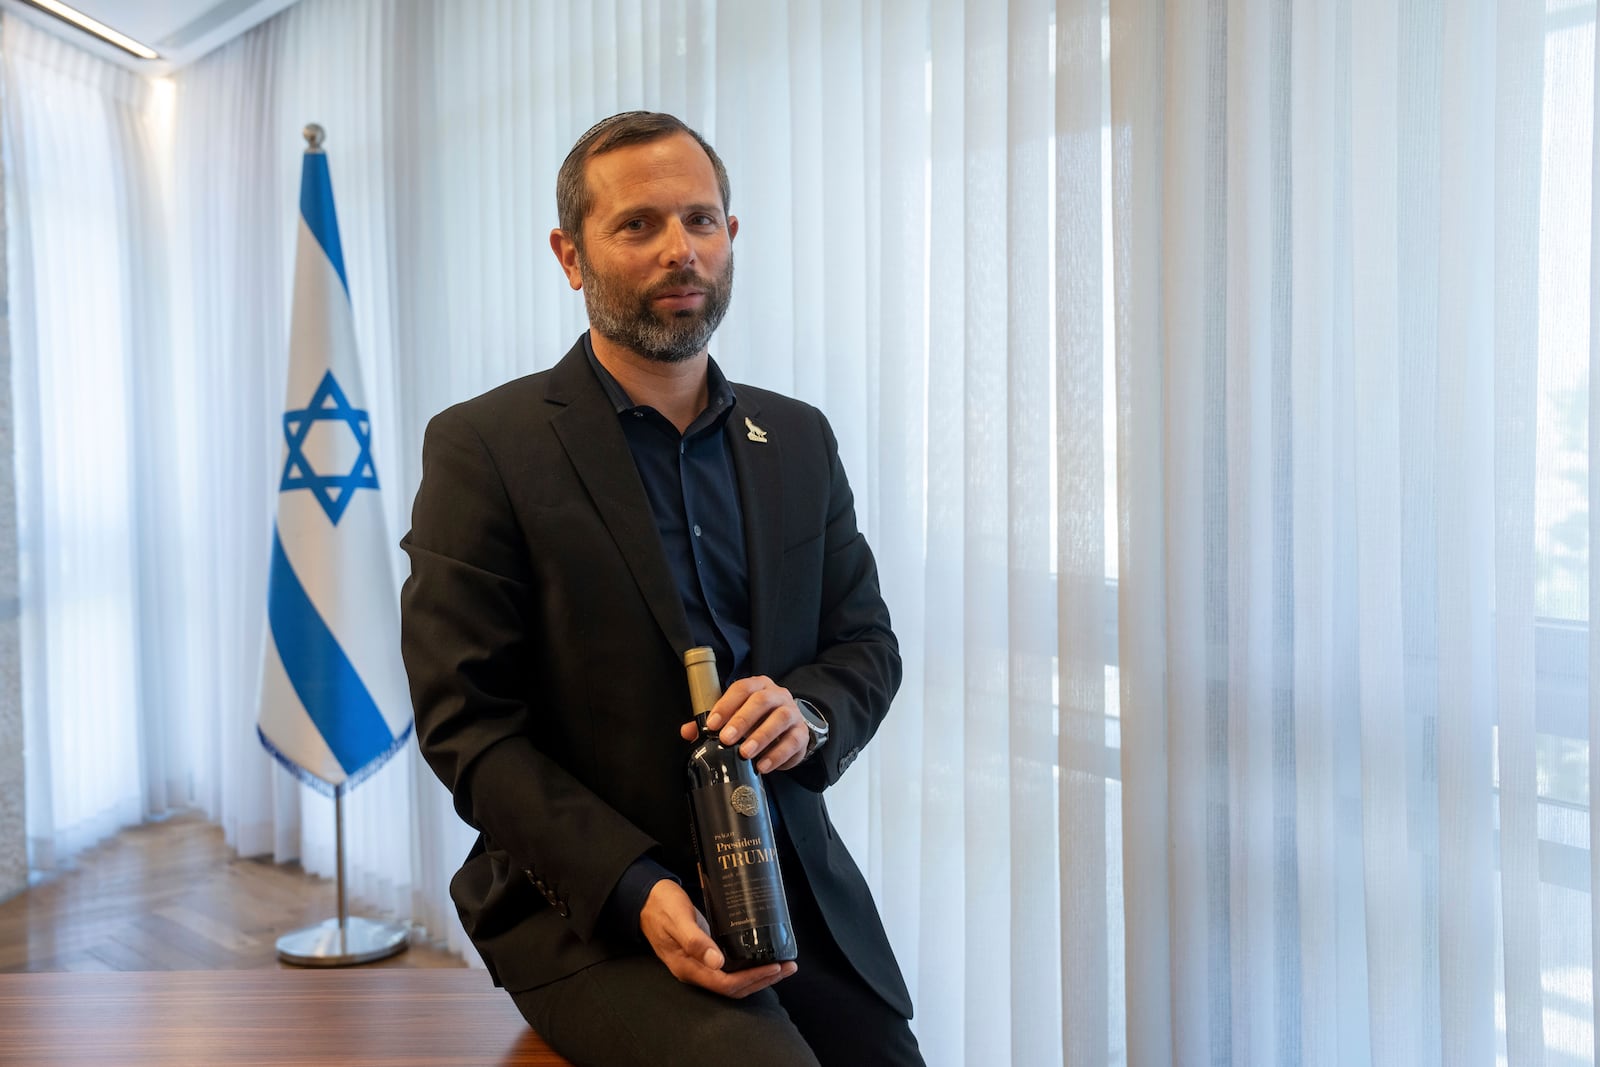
[[555, 111, 731, 248]]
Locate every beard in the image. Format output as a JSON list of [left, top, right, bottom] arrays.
[[578, 252, 735, 364]]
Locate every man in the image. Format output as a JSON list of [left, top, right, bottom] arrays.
[[401, 112, 922, 1066]]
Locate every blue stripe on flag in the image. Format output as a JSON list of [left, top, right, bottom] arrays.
[[267, 528, 394, 775], [299, 152, 348, 293]]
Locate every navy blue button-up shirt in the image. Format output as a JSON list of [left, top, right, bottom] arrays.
[[584, 336, 775, 935], [584, 337, 752, 685]]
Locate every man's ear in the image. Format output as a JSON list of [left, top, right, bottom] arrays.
[[727, 215, 738, 243], [549, 229, 583, 290]]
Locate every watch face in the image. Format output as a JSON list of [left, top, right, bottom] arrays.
[[797, 700, 824, 729]]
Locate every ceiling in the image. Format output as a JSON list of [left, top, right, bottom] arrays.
[[2, 0, 299, 74]]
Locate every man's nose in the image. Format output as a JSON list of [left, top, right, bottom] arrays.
[[658, 219, 695, 270]]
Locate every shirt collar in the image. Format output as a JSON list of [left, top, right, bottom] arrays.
[[581, 331, 737, 424]]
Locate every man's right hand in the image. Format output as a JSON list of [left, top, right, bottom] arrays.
[[638, 880, 797, 998]]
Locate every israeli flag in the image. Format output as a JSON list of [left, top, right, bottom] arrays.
[[258, 129, 412, 794]]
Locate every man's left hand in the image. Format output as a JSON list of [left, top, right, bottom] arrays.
[[678, 675, 810, 774]]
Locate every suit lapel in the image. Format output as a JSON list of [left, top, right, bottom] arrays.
[[546, 342, 692, 655], [727, 395, 783, 673]]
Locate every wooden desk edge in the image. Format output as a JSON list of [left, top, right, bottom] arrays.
[[0, 968, 571, 1066]]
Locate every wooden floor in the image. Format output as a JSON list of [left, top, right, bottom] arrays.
[[0, 811, 465, 972]]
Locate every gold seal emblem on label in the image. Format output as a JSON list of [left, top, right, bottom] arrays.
[[730, 785, 759, 816]]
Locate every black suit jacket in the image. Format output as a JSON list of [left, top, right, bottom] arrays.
[[400, 337, 911, 1016]]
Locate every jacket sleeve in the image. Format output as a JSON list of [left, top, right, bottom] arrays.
[[778, 408, 903, 793], [400, 406, 656, 941]]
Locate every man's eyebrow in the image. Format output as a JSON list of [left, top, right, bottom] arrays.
[[603, 202, 724, 224]]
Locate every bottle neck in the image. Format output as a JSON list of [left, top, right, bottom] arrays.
[[685, 649, 724, 737]]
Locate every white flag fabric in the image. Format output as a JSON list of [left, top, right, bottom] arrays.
[[257, 137, 412, 794]]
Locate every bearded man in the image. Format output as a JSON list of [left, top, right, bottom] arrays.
[[400, 112, 924, 1067]]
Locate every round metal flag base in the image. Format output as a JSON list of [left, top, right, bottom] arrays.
[[276, 916, 410, 967]]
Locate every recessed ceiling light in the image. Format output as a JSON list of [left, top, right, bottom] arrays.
[[19, 0, 160, 60]]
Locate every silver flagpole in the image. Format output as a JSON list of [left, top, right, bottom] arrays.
[[337, 782, 347, 946], [275, 782, 409, 966]]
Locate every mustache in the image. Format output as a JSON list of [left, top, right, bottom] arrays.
[[644, 271, 717, 299]]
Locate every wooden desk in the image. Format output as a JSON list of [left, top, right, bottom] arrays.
[[0, 968, 573, 1065]]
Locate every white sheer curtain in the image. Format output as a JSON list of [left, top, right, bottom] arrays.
[[0, 15, 191, 868], [5, 0, 1596, 1063], [1106, 2, 1594, 1064]]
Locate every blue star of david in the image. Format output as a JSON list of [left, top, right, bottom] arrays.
[[280, 370, 379, 525]]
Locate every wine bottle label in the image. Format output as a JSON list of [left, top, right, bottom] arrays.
[[690, 782, 787, 934]]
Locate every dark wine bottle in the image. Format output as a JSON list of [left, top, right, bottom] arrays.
[[683, 646, 798, 970]]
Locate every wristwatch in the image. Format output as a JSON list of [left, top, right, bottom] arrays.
[[796, 698, 830, 760]]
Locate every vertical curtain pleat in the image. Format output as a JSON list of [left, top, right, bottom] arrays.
[[1349, 0, 1425, 1063], [1056, 0, 1111, 1060], [869, 0, 929, 1013], [1396, 0, 1447, 1053], [116, 77, 186, 816], [1004, 0, 1056, 1059], [917, 0, 968, 1056], [1158, 0, 1221, 1055], [1493, 1, 1548, 1064], [786, 0, 822, 401], [1222, 0, 1291, 1057], [1108, 0, 1177, 1061], [1288, 0, 1354, 1061], [1328, 8, 1375, 1061], [1265, 4, 1300, 1063], [1590, 2, 1600, 1053], [1436, 3, 1499, 1062], [960, 0, 1012, 1058], [820, 0, 871, 457], [4, 21, 53, 861]]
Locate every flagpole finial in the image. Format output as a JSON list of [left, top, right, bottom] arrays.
[[303, 124, 325, 152]]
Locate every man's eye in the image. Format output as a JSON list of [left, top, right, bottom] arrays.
[[623, 219, 647, 231], [690, 214, 716, 227]]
